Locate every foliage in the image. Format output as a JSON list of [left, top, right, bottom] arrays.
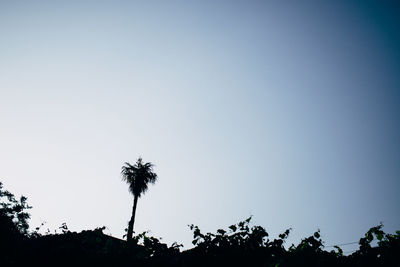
[[121, 158, 158, 198], [0, 182, 32, 266], [190, 216, 266, 247], [347, 223, 400, 266], [184, 217, 290, 266], [1, 181, 399, 266], [0, 182, 31, 236], [185, 219, 400, 267]]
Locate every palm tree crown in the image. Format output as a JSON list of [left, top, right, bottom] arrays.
[[121, 158, 157, 197]]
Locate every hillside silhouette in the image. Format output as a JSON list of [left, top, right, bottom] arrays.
[[1, 181, 399, 267]]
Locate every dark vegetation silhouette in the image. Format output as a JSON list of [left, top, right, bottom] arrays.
[[121, 158, 158, 241], [1, 180, 399, 267], [0, 182, 31, 264]]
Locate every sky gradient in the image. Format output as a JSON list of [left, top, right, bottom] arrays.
[[1, 0, 399, 252]]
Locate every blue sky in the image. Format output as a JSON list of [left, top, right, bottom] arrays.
[[1, 0, 399, 251]]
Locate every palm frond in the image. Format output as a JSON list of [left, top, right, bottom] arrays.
[[121, 158, 158, 198]]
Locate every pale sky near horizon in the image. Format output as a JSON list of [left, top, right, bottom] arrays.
[[1, 0, 399, 252]]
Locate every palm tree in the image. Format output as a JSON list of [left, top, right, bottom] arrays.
[[121, 157, 158, 241]]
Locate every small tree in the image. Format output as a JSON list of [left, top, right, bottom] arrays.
[[0, 181, 31, 237], [121, 158, 158, 241]]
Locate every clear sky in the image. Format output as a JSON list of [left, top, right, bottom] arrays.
[[1, 0, 399, 252]]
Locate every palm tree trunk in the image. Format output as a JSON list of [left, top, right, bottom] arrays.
[[127, 195, 138, 241]]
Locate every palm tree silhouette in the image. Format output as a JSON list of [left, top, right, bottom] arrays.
[[121, 157, 158, 241]]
